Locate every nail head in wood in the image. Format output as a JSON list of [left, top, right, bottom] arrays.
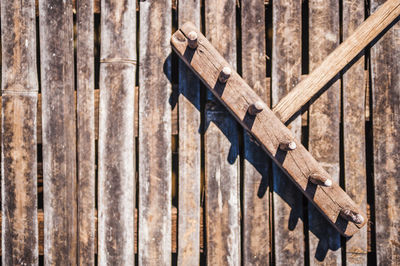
[[218, 67, 231, 83], [279, 140, 297, 151], [248, 101, 264, 115], [340, 209, 364, 224], [309, 173, 332, 187], [187, 31, 198, 49]]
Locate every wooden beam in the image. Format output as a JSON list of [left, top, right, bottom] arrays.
[[1, 0, 39, 264], [272, 0, 400, 123], [171, 22, 367, 237]]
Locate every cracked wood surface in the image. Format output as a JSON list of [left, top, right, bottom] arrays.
[[272, 0, 400, 123], [177, 0, 201, 265], [1, 0, 38, 264], [77, 0, 95, 264], [171, 22, 367, 238], [98, 0, 136, 265], [39, 0, 77, 264], [204, 0, 241, 265], [138, 1, 172, 265], [342, 0, 368, 264], [371, 0, 400, 264], [271, 1, 305, 265], [241, 0, 271, 264]]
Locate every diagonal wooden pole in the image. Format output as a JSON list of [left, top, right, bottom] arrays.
[[272, 0, 400, 123], [171, 22, 367, 237]]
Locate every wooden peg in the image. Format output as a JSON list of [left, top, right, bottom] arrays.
[[279, 140, 297, 151], [187, 31, 198, 49], [218, 67, 231, 83], [248, 101, 264, 115], [340, 209, 364, 224], [309, 173, 332, 187]]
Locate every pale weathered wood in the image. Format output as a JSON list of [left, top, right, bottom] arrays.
[[1, 0, 38, 264], [273, 0, 400, 123], [204, 1, 241, 265], [98, 0, 136, 265], [308, 0, 341, 264], [177, 0, 201, 265], [171, 22, 367, 237], [139, 1, 172, 264], [371, 0, 400, 264], [241, 0, 270, 264], [77, 0, 95, 264], [271, 1, 304, 265], [39, 0, 77, 264], [342, 1, 368, 265]]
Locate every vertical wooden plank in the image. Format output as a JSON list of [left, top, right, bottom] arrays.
[[1, 0, 38, 264], [241, 0, 270, 264], [370, 0, 400, 264], [39, 0, 77, 264], [342, 1, 367, 265], [98, 0, 136, 265], [77, 0, 95, 264], [138, 1, 172, 264], [177, 0, 201, 265], [271, 0, 304, 265], [308, 0, 341, 264], [204, 0, 240, 265]]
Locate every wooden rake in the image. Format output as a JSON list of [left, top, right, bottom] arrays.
[[171, 0, 400, 237]]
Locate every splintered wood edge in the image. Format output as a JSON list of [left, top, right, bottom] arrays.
[[171, 22, 367, 237]]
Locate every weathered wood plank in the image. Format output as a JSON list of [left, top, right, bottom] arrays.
[[177, 0, 201, 265], [308, 0, 341, 264], [241, 1, 270, 264], [271, 1, 304, 265], [98, 0, 136, 265], [1, 0, 38, 264], [139, 1, 172, 264], [39, 0, 77, 264], [370, 0, 400, 264], [171, 22, 366, 238], [204, 1, 241, 265], [272, 0, 400, 123], [342, 1, 368, 265], [77, 0, 95, 264]]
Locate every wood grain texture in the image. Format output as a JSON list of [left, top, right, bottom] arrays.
[[1, 1, 38, 264], [370, 0, 400, 264], [98, 0, 136, 265], [271, 1, 304, 265], [204, 1, 241, 265], [342, 1, 368, 265], [177, 0, 201, 265], [171, 22, 366, 238], [241, 0, 270, 264], [272, 0, 400, 123], [139, 1, 172, 264], [38, 0, 77, 264], [77, 0, 95, 264], [308, 0, 341, 264]]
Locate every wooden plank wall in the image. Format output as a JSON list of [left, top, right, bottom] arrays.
[[0, 0, 399, 265]]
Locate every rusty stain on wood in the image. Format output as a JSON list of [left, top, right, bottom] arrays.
[[1, 0, 39, 264], [171, 22, 367, 237], [371, 0, 400, 264], [241, 0, 271, 264], [138, 1, 172, 264]]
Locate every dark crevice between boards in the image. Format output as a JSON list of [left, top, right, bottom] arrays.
[[301, 1, 310, 265]]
